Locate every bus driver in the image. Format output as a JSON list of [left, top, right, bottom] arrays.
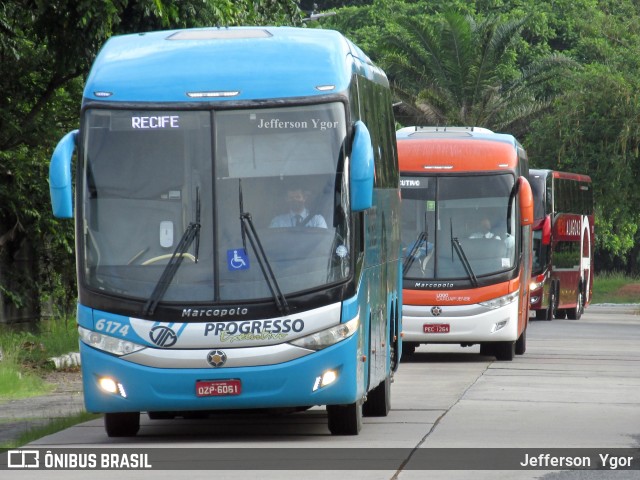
[[269, 187, 327, 228]]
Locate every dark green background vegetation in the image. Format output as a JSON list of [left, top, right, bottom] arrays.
[[1, 0, 639, 323]]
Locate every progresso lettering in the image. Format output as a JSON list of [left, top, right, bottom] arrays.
[[204, 319, 305, 337], [131, 115, 180, 129]]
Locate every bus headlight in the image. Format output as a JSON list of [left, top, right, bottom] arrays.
[[79, 326, 145, 356], [289, 317, 359, 351], [479, 290, 519, 309], [530, 274, 546, 291]]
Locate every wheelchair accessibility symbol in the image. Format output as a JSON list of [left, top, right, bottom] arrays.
[[227, 248, 250, 271]]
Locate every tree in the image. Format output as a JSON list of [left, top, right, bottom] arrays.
[[0, 0, 302, 323], [381, 11, 576, 134]]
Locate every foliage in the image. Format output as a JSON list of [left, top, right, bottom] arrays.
[[380, 11, 576, 133], [3, 0, 640, 320], [0, 0, 302, 322], [320, 0, 640, 271], [0, 316, 79, 400]]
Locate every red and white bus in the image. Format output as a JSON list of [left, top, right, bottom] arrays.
[[528, 169, 594, 320], [397, 126, 534, 361]]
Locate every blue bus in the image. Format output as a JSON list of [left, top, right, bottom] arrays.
[[49, 27, 402, 436]]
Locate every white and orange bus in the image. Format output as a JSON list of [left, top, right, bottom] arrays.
[[397, 126, 534, 361], [528, 169, 594, 320]]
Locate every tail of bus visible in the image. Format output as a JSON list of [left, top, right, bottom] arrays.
[[528, 169, 594, 320], [397, 126, 533, 361]]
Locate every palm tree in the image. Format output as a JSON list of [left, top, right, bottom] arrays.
[[382, 11, 576, 133]]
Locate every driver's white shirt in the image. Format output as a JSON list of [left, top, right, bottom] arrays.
[[269, 209, 327, 228]]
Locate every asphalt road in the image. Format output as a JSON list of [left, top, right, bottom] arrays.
[[2, 305, 639, 479]]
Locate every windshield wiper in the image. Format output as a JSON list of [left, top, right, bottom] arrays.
[[403, 214, 429, 273], [449, 219, 478, 287], [451, 237, 478, 287], [238, 181, 290, 315], [143, 189, 201, 316], [403, 231, 428, 273]]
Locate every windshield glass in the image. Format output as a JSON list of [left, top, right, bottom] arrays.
[[532, 229, 549, 275], [529, 172, 546, 221], [401, 174, 517, 281], [81, 103, 350, 304]]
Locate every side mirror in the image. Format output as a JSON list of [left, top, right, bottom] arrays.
[[542, 214, 552, 245], [350, 121, 374, 212], [49, 130, 78, 218], [518, 176, 534, 226]]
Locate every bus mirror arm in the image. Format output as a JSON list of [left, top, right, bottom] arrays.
[[350, 121, 374, 212], [49, 130, 78, 218]]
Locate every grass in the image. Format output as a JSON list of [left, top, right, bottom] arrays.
[[0, 411, 100, 453], [0, 316, 78, 400], [591, 271, 640, 304]]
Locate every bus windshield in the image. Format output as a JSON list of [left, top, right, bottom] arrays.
[[81, 103, 350, 304], [401, 174, 517, 281], [532, 229, 549, 275]]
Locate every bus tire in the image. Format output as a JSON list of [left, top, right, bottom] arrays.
[[567, 285, 583, 320], [515, 328, 526, 355], [401, 342, 417, 358], [327, 400, 362, 435], [549, 281, 559, 320], [555, 309, 567, 319], [105, 412, 140, 437], [363, 375, 391, 417], [539, 281, 558, 321], [479, 343, 495, 356], [494, 341, 515, 361]]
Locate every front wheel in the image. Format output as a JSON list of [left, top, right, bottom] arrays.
[[515, 327, 527, 355], [105, 412, 140, 437], [401, 342, 417, 358], [363, 375, 391, 417], [494, 341, 515, 361], [567, 285, 584, 320], [327, 400, 362, 435], [538, 282, 558, 321]]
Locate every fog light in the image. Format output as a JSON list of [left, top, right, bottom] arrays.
[[492, 320, 508, 333], [530, 296, 540, 304], [321, 370, 337, 387], [98, 376, 127, 398], [313, 369, 338, 391], [99, 377, 118, 394]]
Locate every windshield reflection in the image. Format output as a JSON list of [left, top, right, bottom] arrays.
[[401, 174, 517, 281], [81, 103, 350, 305]]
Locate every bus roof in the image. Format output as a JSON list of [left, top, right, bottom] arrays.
[[396, 126, 523, 173], [530, 168, 592, 183], [83, 27, 386, 104]]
